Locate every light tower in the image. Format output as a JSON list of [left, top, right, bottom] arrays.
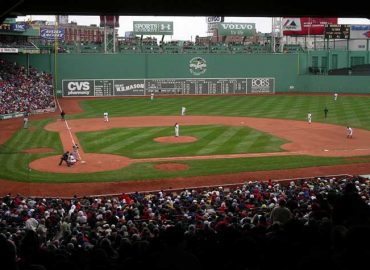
[[100, 16, 119, 53], [271, 17, 283, 52]]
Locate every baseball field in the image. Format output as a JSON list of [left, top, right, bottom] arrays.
[[1, 94, 370, 196]]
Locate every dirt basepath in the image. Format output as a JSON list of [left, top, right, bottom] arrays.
[[1, 97, 370, 197]]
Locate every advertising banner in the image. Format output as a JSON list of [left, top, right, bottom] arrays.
[[217, 23, 256, 36], [206, 17, 224, 23], [133, 21, 173, 35], [10, 23, 26, 32], [0, 48, 18, 53], [40, 28, 65, 40], [350, 25, 370, 39], [62, 80, 95, 96], [283, 17, 337, 36], [246, 78, 275, 94], [114, 80, 145, 96]]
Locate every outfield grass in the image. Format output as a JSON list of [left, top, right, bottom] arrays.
[[74, 95, 370, 130], [1, 95, 370, 183]]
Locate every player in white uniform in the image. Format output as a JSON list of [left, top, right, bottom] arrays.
[[181, 106, 186, 116], [104, 112, 109, 122], [174, 123, 179, 137], [334, 93, 338, 101], [307, 112, 312, 124], [151, 92, 154, 100], [347, 126, 353, 138]]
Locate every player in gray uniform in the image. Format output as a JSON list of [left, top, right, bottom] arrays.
[[307, 112, 312, 124], [181, 106, 186, 116], [174, 123, 179, 137], [104, 112, 109, 122], [347, 126, 353, 138]]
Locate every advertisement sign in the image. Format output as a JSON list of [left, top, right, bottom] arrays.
[[283, 17, 338, 36], [206, 17, 224, 23], [246, 78, 275, 94], [0, 48, 18, 53], [350, 25, 370, 39], [40, 28, 64, 40], [217, 23, 256, 36], [114, 80, 145, 95], [62, 80, 94, 96], [133, 21, 173, 35], [10, 23, 26, 32]]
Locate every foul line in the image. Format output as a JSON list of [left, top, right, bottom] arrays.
[[56, 98, 83, 161]]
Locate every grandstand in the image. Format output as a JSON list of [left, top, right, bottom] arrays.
[[1, 2, 370, 270]]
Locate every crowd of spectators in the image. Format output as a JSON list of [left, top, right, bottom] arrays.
[[1, 174, 370, 270], [0, 59, 55, 115]]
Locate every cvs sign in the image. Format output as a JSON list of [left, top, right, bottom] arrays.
[[62, 80, 94, 96]]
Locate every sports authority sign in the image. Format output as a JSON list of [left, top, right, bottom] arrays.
[[217, 23, 256, 36], [133, 21, 173, 35], [246, 78, 275, 94]]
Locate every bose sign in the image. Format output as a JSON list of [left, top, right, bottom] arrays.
[[62, 80, 94, 96], [246, 78, 275, 94]]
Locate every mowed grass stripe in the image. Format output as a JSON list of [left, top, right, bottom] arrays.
[[77, 125, 285, 158], [75, 95, 370, 130], [194, 126, 238, 155]]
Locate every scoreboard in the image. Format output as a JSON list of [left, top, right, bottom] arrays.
[[324, 24, 350, 39], [62, 78, 275, 97]]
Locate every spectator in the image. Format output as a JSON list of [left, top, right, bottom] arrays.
[[270, 198, 293, 225], [0, 59, 55, 115]]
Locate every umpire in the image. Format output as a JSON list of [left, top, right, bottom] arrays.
[[59, 151, 70, 166]]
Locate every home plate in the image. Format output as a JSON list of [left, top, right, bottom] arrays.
[[324, 149, 329, 152]]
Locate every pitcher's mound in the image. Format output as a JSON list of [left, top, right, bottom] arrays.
[[154, 163, 189, 171], [154, 136, 197, 143]]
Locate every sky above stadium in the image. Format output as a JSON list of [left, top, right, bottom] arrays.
[[16, 16, 370, 41]]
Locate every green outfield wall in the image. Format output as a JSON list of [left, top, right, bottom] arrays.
[[2, 50, 369, 94]]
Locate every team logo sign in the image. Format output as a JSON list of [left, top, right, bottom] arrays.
[[189, 57, 207, 76]]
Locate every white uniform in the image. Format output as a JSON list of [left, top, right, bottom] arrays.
[[307, 113, 312, 124], [334, 93, 338, 101], [174, 123, 179, 137], [104, 112, 109, 122], [181, 106, 186, 116], [151, 93, 154, 100], [347, 127, 353, 138]]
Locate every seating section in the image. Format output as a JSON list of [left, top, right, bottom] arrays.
[[1, 174, 369, 269], [0, 59, 55, 115]]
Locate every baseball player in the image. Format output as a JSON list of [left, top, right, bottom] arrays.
[[23, 114, 29, 129], [347, 126, 353, 138], [181, 106, 186, 116], [174, 123, 179, 137], [72, 143, 79, 160], [334, 93, 338, 101], [307, 112, 312, 124], [324, 107, 328, 119], [151, 92, 154, 100], [103, 112, 109, 122]]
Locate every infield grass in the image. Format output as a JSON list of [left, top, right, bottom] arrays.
[[77, 125, 286, 158]]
